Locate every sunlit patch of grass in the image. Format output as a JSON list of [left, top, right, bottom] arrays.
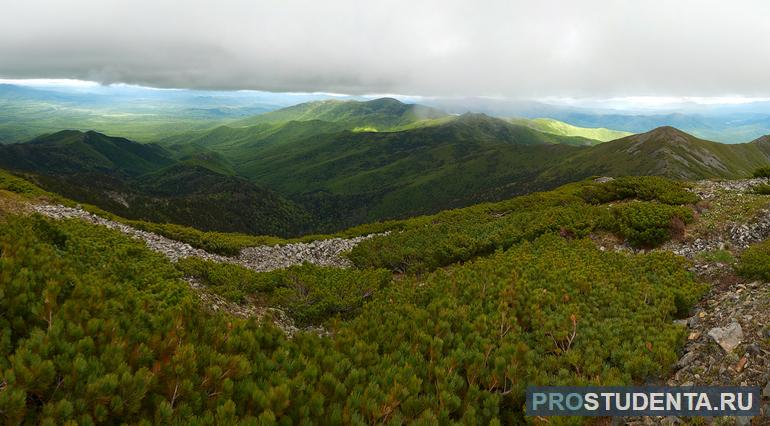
[[351, 126, 378, 132]]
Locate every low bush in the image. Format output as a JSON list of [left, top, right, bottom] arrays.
[[736, 239, 770, 280], [753, 167, 770, 178], [350, 177, 697, 273], [129, 221, 283, 256], [177, 258, 391, 326], [696, 249, 735, 265], [753, 183, 770, 195], [350, 203, 606, 274], [608, 202, 694, 248], [576, 176, 698, 205], [0, 170, 51, 197], [0, 215, 706, 424]]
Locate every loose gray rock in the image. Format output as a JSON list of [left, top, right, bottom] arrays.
[[735, 415, 752, 426], [31, 203, 384, 272], [676, 351, 699, 369], [708, 322, 744, 353]]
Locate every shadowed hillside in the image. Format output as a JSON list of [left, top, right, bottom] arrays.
[[0, 130, 313, 236]]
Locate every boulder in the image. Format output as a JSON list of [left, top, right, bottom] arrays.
[[707, 322, 743, 352]]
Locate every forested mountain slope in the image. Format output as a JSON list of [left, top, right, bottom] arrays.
[[510, 117, 632, 143], [543, 126, 770, 181], [0, 131, 313, 236], [229, 113, 588, 226], [0, 129, 174, 176], [231, 97, 447, 130], [7, 102, 770, 235]]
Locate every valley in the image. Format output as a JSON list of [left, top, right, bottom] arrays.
[[4, 98, 770, 237]]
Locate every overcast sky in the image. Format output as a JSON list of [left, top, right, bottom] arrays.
[[2, 0, 770, 98]]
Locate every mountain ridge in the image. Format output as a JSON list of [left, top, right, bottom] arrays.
[[537, 126, 770, 183], [8, 100, 770, 234], [0, 130, 314, 236]]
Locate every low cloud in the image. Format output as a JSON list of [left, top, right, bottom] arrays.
[[2, 0, 770, 97]]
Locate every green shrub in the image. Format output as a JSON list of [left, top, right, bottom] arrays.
[[176, 257, 275, 300], [753, 167, 770, 178], [0, 212, 705, 424], [350, 177, 695, 273], [737, 239, 770, 280], [350, 203, 606, 274], [269, 265, 391, 325], [696, 249, 735, 265], [576, 176, 697, 205], [129, 220, 282, 256], [0, 170, 52, 197], [177, 258, 391, 326], [753, 183, 770, 195], [608, 202, 693, 248]]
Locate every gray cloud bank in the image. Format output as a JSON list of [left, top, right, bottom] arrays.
[[2, 0, 770, 97]]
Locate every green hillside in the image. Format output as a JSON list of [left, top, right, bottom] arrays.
[[7, 101, 770, 236], [231, 97, 447, 130], [510, 117, 632, 143], [544, 126, 770, 181], [157, 101, 770, 232], [227, 114, 588, 228], [0, 131, 313, 236], [0, 130, 174, 176]]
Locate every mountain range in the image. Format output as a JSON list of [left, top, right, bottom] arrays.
[[2, 97, 770, 234]]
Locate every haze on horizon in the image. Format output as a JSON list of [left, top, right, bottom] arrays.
[[2, 0, 770, 100]]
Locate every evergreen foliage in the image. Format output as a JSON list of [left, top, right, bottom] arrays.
[[607, 202, 693, 248], [349, 177, 696, 274], [574, 176, 698, 205], [0, 170, 51, 197], [752, 183, 770, 195], [752, 167, 770, 178], [0, 213, 704, 424], [736, 239, 770, 280], [176, 259, 391, 326]]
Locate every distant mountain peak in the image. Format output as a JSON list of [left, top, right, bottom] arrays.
[[619, 126, 701, 146], [365, 97, 403, 106], [46, 129, 86, 137], [645, 125, 693, 137], [232, 96, 446, 129]]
